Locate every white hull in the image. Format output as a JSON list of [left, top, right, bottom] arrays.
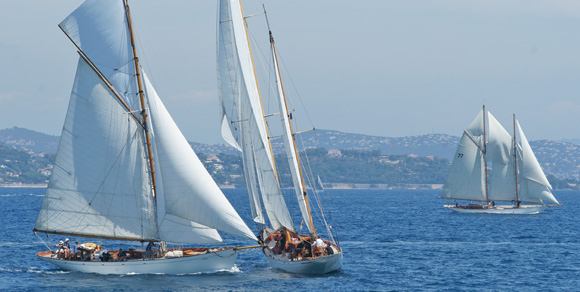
[[37, 249, 238, 275], [444, 204, 547, 214], [263, 250, 342, 275]]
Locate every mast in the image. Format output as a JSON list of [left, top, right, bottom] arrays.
[[124, 0, 157, 199], [239, 1, 282, 185], [483, 105, 490, 206], [513, 113, 520, 207], [266, 10, 317, 236]]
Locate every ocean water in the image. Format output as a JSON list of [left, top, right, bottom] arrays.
[[1, 187, 578, 291]]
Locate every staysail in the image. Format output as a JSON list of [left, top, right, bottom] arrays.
[[217, 0, 294, 231], [441, 109, 486, 201], [486, 112, 517, 202]]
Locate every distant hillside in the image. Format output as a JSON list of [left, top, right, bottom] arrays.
[[2, 127, 580, 185], [0, 142, 54, 185], [531, 140, 580, 180], [291, 130, 458, 160], [191, 130, 459, 160], [0, 127, 59, 154]]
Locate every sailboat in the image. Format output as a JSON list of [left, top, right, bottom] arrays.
[[317, 176, 325, 192], [32, 0, 258, 275], [441, 106, 561, 214], [216, 0, 342, 274]]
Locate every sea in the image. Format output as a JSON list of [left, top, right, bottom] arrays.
[[1, 187, 579, 292]]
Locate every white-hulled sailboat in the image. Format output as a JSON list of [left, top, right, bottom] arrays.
[[216, 0, 342, 274], [441, 106, 561, 214], [33, 0, 258, 275]]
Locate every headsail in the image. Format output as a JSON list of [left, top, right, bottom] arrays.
[[217, 0, 294, 231], [441, 109, 486, 201], [144, 73, 257, 242], [34, 57, 157, 241]]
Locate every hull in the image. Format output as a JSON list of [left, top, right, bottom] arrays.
[[444, 204, 547, 214], [37, 248, 238, 275], [263, 250, 342, 275]]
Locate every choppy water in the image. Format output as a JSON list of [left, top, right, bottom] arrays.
[[1, 187, 578, 291]]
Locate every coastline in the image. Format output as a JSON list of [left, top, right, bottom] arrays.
[[0, 183, 47, 188], [0, 183, 444, 190]]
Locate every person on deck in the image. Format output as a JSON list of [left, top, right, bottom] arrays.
[[101, 248, 111, 262], [312, 238, 326, 257], [117, 248, 128, 262], [55, 240, 66, 259], [145, 241, 156, 260]]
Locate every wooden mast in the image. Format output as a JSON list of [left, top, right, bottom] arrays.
[[266, 13, 317, 237], [239, 0, 282, 185], [513, 114, 520, 208], [483, 105, 490, 206], [124, 0, 157, 199]]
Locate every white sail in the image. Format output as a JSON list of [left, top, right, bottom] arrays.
[[144, 73, 257, 242], [441, 109, 486, 201], [516, 121, 559, 205], [487, 112, 517, 202], [217, 0, 294, 231], [217, 0, 263, 224], [59, 0, 139, 110], [34, 57, 157, 241], [271, 44, 312, 234]]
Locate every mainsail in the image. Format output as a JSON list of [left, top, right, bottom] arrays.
[[217, 0, 294, 231], [270, 31, 314, 234], [34, 57, 157, 241], [516, 120, 559, 205]]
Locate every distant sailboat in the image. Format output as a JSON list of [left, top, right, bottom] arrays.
[[217, 0, 342, 274], [33, 0, 257, 274], [441, 106, 561, 214], [317, 176, 325, 191]]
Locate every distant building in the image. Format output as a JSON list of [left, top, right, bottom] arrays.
[[327, 149, 342, 157]]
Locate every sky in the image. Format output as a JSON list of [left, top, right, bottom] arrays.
[[1, 0, 580, 144]]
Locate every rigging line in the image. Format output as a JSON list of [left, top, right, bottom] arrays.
[[275, 46, 316, 129], [297, 131, 336, 242], [244, 12, 266, 19], [246, 25, 277, 116]]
